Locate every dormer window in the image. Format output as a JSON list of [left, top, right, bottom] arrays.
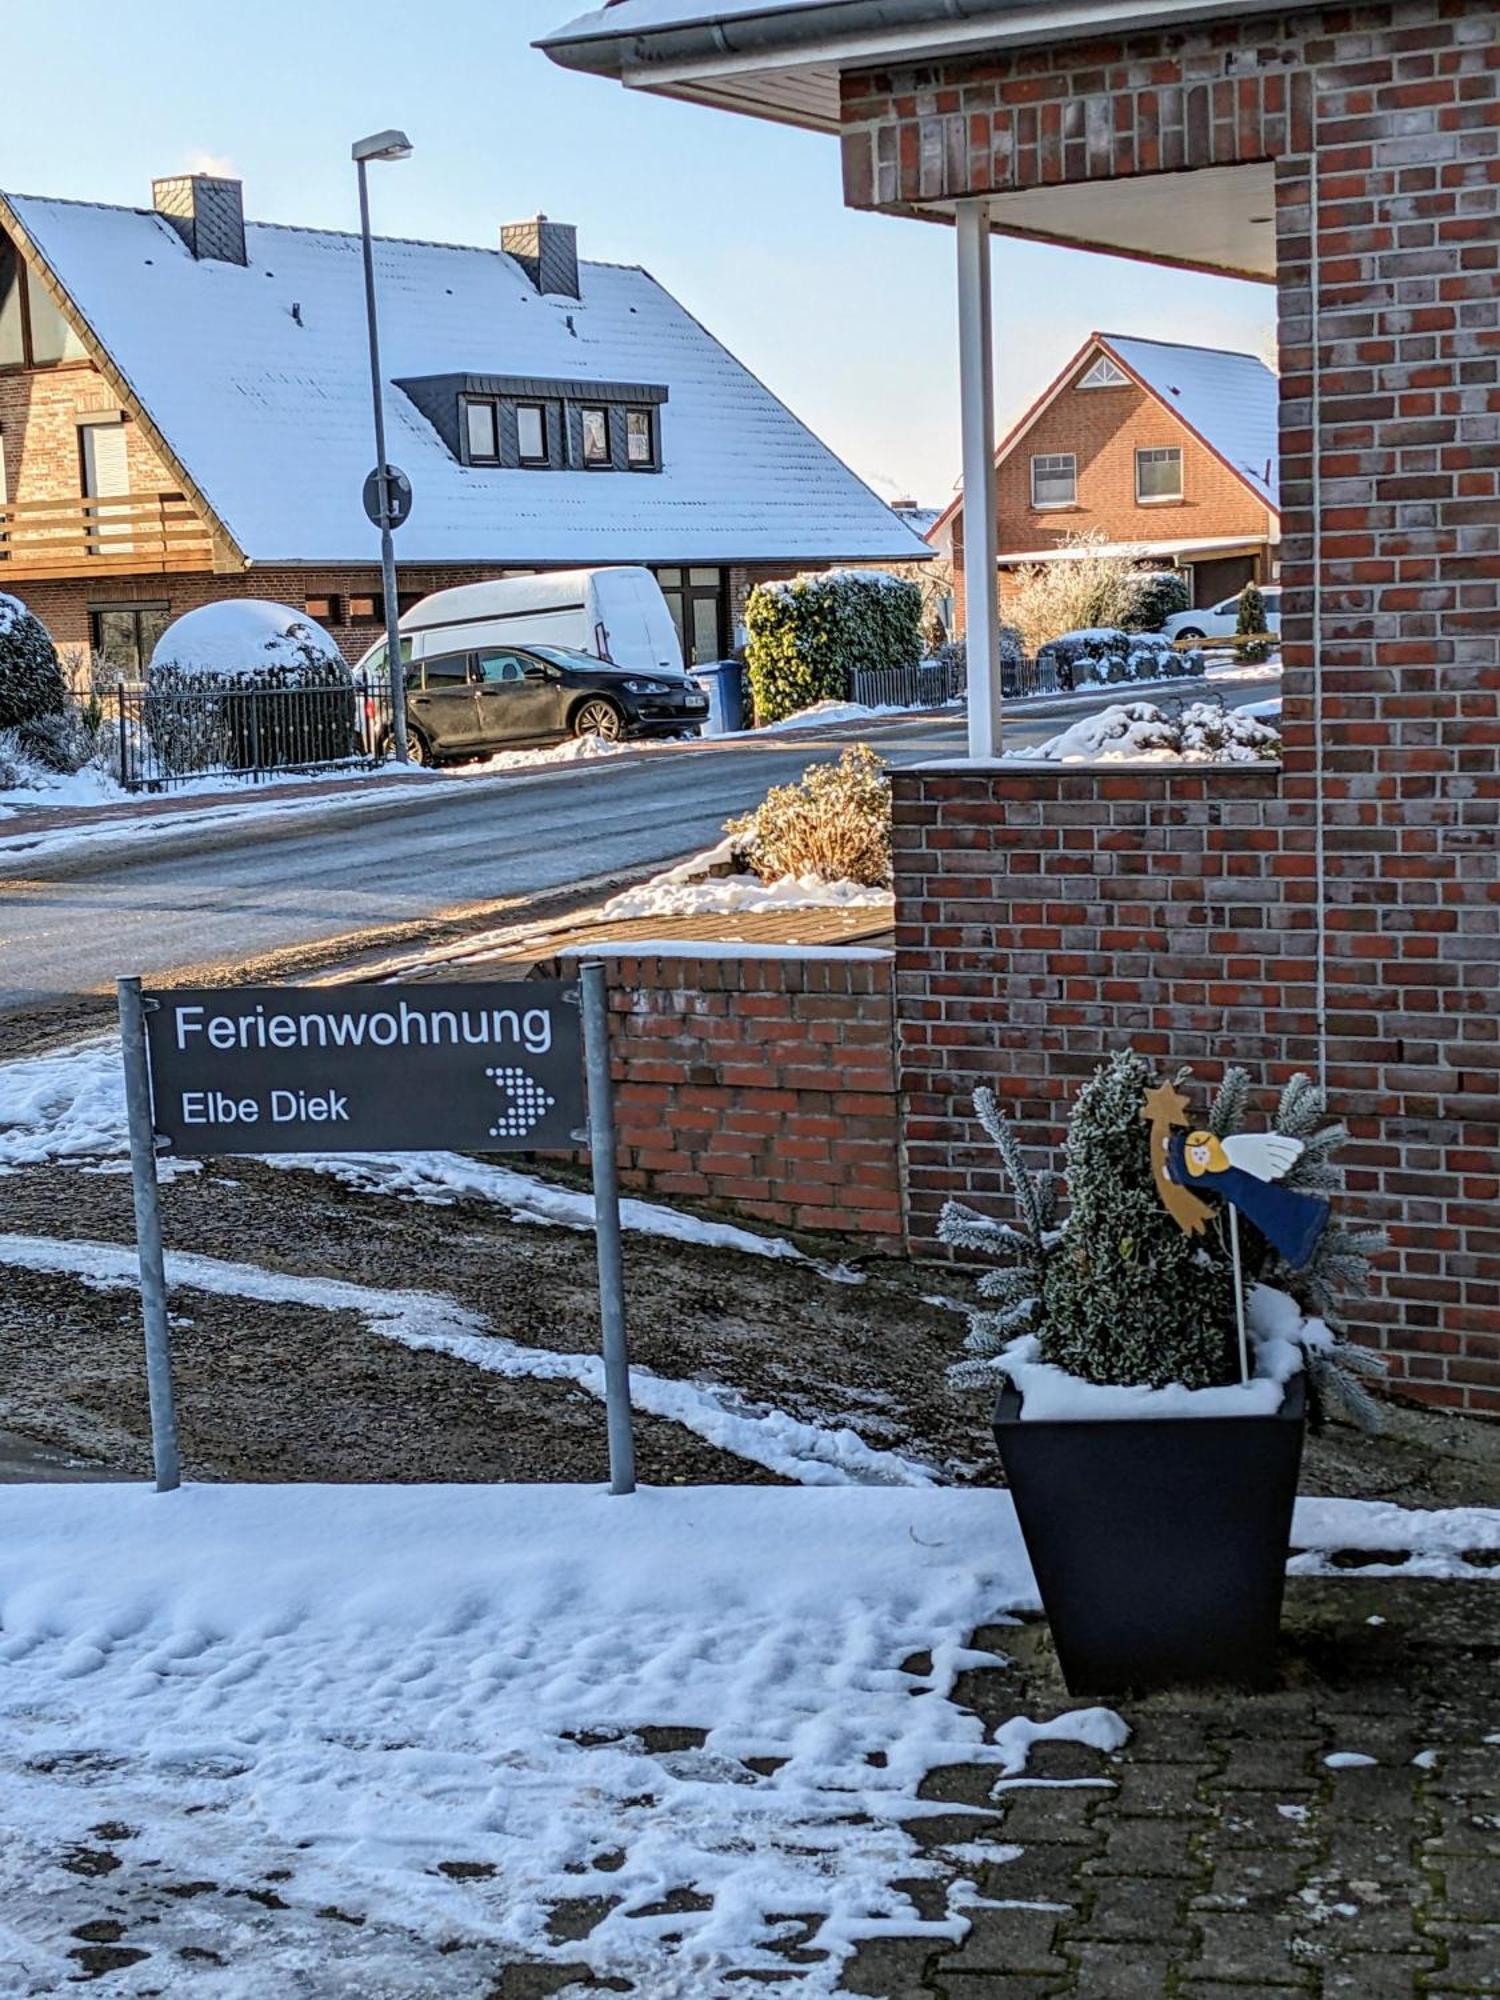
[[1080, 355, 1129, 389], [464, 397, 499, 463], [516, 403, 547, 465], [626, 407, 656, 469], [581, 407, 610, 466]]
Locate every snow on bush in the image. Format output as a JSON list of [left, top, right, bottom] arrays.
[[0, 593, 67, 734], [746, 569, 922, 725], [1038, 626, 1203, 687], [145, 599, 355, 775], [1127, 566, 1190, 630], [727, 743, 892, 887], [1016, 699, 1280, 764]]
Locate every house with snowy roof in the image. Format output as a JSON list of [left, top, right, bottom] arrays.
[[928, 332, 1279, 631], [0, 174, 926, 673]]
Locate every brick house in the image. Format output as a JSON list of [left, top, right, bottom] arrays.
[[544, 0, 1499, 1412], [0, 175, 926, 677], [928, 330, 1281, 630]]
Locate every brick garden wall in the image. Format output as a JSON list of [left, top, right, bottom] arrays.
[[847, 0, 1499, 1410], [576, 948, 905, 1250]]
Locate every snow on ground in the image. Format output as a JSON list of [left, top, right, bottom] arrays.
[[457, 733, 632, 776], [0, 1038, 860, 1280], [0, 1480, 1026, 1997], [1010, 699, 1281, 765], [599, 860, 889, 921], [760, 699, 909, 733], [0, 1234, 913, 1486]]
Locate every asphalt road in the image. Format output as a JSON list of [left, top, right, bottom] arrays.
[[0, 679, 1275, 1019]]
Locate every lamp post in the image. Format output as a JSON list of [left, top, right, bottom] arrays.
[[353, 128, 413, 763]]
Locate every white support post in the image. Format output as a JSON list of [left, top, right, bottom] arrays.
[[955, 199, 1001, 761]]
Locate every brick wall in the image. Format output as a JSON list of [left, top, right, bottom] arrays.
[[578, 947, 905, 1249], [848, 0, 1499, 1412], [0, 363, 179, 505]]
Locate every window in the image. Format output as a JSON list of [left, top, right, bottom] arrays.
[[464, 398, 499, 463], [1030, 453, 1077, 509], [423, 653, 472, 688], [581, 407, 609, 466], [90, 604, 172, 674], [304, 594, 342, 623], [475, 649, 532, 684], [0, 229, 88, 369], [1136, 446, 1183, 502], [347, 594, 381, 624], [626, 408, 655, 468], [655, 566, 725, 668], [516, 404, 547, 464], [1079, 356, 1129, 389]]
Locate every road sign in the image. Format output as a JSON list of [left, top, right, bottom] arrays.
[[143, 982, 583, 1157], [362, 462, 413, 531]]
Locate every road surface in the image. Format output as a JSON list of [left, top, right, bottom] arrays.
[[0, 681, 1275, 1020]]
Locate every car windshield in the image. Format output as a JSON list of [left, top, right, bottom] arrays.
[[520, 645, 613, 672]]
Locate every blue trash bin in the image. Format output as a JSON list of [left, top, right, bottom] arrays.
[[690, 660, 746, 736]]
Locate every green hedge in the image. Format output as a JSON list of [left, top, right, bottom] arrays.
[[745, 570, 922, 724]]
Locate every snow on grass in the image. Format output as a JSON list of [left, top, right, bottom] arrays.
[[0, 1480, 1032, 1995], [0, 1234, 915, 1485], [0, 1038, 858, 1279]]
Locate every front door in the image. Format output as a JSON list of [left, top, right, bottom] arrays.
[[410, 652, 481, 755], [472, 648, 563, 746]]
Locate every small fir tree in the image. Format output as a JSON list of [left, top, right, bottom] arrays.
[[0, 593, 67, 733], [943, 1050, 1389, 1423], [1235, 581, 1270, 663]]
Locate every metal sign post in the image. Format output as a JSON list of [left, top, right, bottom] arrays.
[[116, 977, 181, 1494], [122, 976, 635, 1496], [580, 961, 636, 1496]]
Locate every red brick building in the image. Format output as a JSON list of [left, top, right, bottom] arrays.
[[0, 177, 926, 677], [545, 0, 1499, 1411], [929, 330, 1280, 629]]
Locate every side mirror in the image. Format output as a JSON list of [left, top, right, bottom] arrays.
[[523, 665, 547, 681]]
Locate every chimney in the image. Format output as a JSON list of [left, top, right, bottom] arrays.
[[502, 215, 579, 300], [152, 174, 247, 266]]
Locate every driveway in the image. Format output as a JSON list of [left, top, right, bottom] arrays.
[[0, 677, 1275, 1021]]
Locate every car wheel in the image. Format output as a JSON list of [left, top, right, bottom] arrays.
[[573, 699, 624, 741], [403, 728, 433, 767], [1176, 627, 1206, 643]]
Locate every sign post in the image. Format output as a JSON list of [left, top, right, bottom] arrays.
[[117, 977, 181, 1494], [124, 978, 635, 1493]]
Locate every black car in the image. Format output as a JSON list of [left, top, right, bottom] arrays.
[[381, 643, 708, 765]]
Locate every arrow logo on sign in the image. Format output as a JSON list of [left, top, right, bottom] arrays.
[[485, 1065, 557, 1141]]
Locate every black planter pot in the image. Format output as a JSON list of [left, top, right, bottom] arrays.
[[993, 1374, 1306, 1695]]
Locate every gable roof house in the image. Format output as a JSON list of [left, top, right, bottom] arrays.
[[928, 331, 1280, 632], [0, 174, 926, 672]]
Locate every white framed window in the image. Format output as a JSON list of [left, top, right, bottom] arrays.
[[515, 404, 547, 464], [581, 407, 610, 466], [464, 398, 499, 463], [1135, 446, 1183, 502], [626, 407, 655, 468], [1079, 356, 1129, 389], [1030, 452, 1077, 509]]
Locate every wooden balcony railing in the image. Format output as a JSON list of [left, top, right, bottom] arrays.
[[0, 491, 215, 579]]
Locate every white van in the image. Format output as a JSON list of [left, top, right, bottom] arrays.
[[357, 566, 686, 681]]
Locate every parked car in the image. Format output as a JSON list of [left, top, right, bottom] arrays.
[[1161, 586, 1281, 644], [357, 566, 686, 684], [373, 643, 707, 765]]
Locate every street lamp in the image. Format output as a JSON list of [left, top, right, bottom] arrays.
[[353, 128, 413, 762]]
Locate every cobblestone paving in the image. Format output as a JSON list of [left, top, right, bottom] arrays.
[[843, 1578, 1500, 1999]]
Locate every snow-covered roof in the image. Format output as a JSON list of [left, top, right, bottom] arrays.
[[3, 192, 927, 569], [1101, 334, 1278, 508]]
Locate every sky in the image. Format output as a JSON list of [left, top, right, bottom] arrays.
[[3, 0, 1275, 506]]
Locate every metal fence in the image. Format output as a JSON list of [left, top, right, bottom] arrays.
[[851, 652, 1066, 709], [96, 674, 393, 792]]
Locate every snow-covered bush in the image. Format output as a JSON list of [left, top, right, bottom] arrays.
[[726, 743, 891, 886], [746, 571, 922, 725], [0, 594, 67, 733], [9, 708, 96, 774], [1236, 581, 1272, 662], [943, 1053, 1388, 1415], [1007, 534, 1145, 655], [145, 600, 355, 775], [1038, 627, 1202, 687], [926, 624, 1022, 688], [1019, 698, 1280, 764], [1126, 567, 1190, 631]]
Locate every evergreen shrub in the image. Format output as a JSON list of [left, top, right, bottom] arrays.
[[745, 570, 921, 724], [0, 593, 67, 732]]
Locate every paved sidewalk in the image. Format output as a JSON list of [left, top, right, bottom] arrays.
[[842, 1579, 1500, 1999]]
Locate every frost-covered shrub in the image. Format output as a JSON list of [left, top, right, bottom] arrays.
[[1007, 534, 1147, 655], [1020, 697, 1280, 764], [942, 1052, 1388, 1407], [145, 600, 355, 774], [1126, 568, 1190, 631], [1038, 627, 1199, 688], [726, 743, 891, 886], [925, 624, 1022, 691], [746, 570, 922, 724], [13, 708, 96, 774], [0, 594, 67, 733], [1236, 581, 1272, 662]]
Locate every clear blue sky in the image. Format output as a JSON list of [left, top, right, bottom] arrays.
[[4, 0, 1274, 504]]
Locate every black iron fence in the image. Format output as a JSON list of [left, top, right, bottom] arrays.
[[95, 674, 394, 792], [851, 653, 1069, 709]]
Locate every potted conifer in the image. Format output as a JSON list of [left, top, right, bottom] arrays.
[[944, 1051, 1387, 1694]]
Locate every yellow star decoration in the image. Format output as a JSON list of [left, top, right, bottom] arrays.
[[1140, 1080, 1217, 1235]]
